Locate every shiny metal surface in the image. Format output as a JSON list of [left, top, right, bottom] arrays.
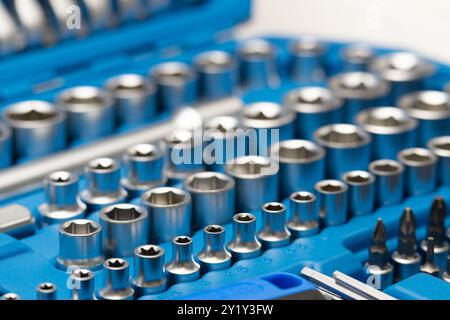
[[341, 170, 375, 217], [197, 225, 232, 272], [257, 202, 291, 249], [288, 37, 327, 83], [98, 258, 134, 300], [287, 191, 319, 238], [132, 245, 166, 296], [314, 179, 348, 227], [227, 213, 262, 261], [166, 236, 201, 285], [427, 136, 450, 185]]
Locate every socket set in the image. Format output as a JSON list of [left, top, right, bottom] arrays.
[[0, 0, 450, 301]]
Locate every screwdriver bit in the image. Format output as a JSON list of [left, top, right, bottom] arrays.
[[420, 197, 449, 269], [420, 237, 441, 277], [364, 219, 394, 290], [392, 208, 421, 281]]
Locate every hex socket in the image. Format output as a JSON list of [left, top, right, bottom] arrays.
[[288, 37, 327, 83], [428, 136, 450, 185], [314, 180, 348, 227], [342, 170, 375, 217], [369, 159, 405, 206], [287, 191, 319, 238], [0, 124, 12, 168]]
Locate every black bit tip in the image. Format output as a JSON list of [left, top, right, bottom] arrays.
[[427, 197, 447, 247], [397, 208, 417, 257], [368, 219, 390, 268], [420, 237, 441, 277]]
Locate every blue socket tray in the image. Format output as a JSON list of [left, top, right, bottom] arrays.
[[0, 0, 450, 301]]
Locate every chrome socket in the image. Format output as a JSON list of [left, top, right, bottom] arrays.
[[237, 39, 279, 89], [314, 180, 348, 227], [340, 44, 374, 72], [370, 52, 435, 104], [71, 269, 96, 300], [225, 155, 279, 212], [122, 143, 166, 197], [36, 282, 57, 300], [241, 102, 296, 155], [100, 204, 149, 257], [271, 139, 325, 198], [98, 258, 134, 300], [203, 115, 246, 172], [57, 219, 104, 270], [132, 245, 166, 296], [56, 86, 116, 142], [166, 236, 201, 285], [369, 159, 405, 206], [141, 187, 192, 243], [116, 0, 147, 22], [227, 213, 262, 261], [83, 0, 115, 31], [80, 158, 128, 212], [314, 124, 372, 179], [195, 50, 238, 100], [341, 170, 375, 217], [105, 74, 157, 125], [284, 86, 343, 140], [150, 62, 197, 112], [288, 37, 327, 83], [428, 136, 450, 185], [0, 293, 20, 300], [39, 171, 86, 226], [257, 202, 291, 249], [356, 107, 418, 159], [0, 124, 13, 168], [398, 90, 450, 146], [397, 148, 437, 196], [0, 2, 24, 55], [47, 0, 87, 39], [443, 256, 450, 283], [287, 191, 319, 238], [197, 225, 232, 272], [165, 129, 204, 183], [3, 100, 66, 159], [184, 171, 235, 229], [329, 72, 389, 122]]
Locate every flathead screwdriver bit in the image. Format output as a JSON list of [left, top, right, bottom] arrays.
[[364, 219, 394, 290], [392, 208, 421, 281], [420, 237, 441, 277]]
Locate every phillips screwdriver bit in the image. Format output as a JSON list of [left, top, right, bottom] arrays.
[[420, 237, 441, 277], [365, 219, 394, 290], [391, 208, 421, 281], [420, 197, 449, 269]]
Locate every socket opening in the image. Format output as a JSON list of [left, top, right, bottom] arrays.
[[358, 107, 417, 135], [60, 87, 110, 109], [315, 124, 370, 148], [291, 191, 315, 202], [2, 293, 20, 300], [428, 136, 450, 157], [49, 171, 72, 183], [88, 158, 116, 171], [284, 87, 342, 113], [401, 91, 450, 120], [185, 172, 233, 193], [235, 213, 255, 223], [196, 50, 234, 72], [6, 101, 59, 123], [398, 148, 437, 166], [342, 45, 373, 63], [315, 180, 347, 194], [146, 188, 188, 206], [62, 220, 99, 235], [274, 140, 324, 163], [72, 269, 92, 279], [388, 53, 420, 72], [243, 102, 283, 120], [138, 245, 162, 257], [165, 129, 194, 147], [205, 225, 224, 233], [106, 258, 126, 268], [338, 72, 379, 91], [151, 62, 193, 85], [226, 156, 274, 177], [103, 204, 144, 221], [290, 37, 325, 56], [107, 74, 152, 97], [263, 202, 285, 212], [238, 39, 275, 60], [174, 236, 192, 244], [370, 160, 403, 175], [343, 170, 374, 185], [39, 283, 55, 292], [128, 144, 157, 158]]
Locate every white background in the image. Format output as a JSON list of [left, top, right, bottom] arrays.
[[236, 0, 450, 63]]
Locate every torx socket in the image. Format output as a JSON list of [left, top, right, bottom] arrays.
[[57, 86, 116, 142], [100, 204, 149, 258], [369, 159, 405, 206], [314, 124, 372, 179], [227, 213, 262, 261], [80, 158, 128, 212], [257, 202, 291, 249], [184, 171, 235, 229], [341, 170, 375, 217], [203, 115, 246, 172], [271, 139, 325, 198], [340, 44, 374, 72], [370, 52, 435, 104], [398, 90, 450, 146], [164, 129, 204, 183], [39, 171, 86, 226], [0, 124, 12, 168], [0, 293, 20, 300], [197, 225, 232, 273], [329, 72, 389, 122], [237, 39, 279, 89], [57, 219, 104, 270], [225, 155, 279, 212], [356, 107, 418, 159], [428, 136, 450, 185], [3, 100, 66, 160], [132, 245, 166, 296], [98, 258, 134, 300], [36, 283, 57, 300], [105, 74, 157, 125], [287, 191, 319, 238], [122, 143, 166, 197], [195, 50, 238, 100], [314, 180, 348, 227], [397, 148, 437, 196], [71, 269, 96, 300], [141, 187, 192, 243], [150, 62, 197, 112], [288, 37, 327, 83], [166, 236, 201, 285], [284, 86, 344, 140], [241, 102, 296, 155]]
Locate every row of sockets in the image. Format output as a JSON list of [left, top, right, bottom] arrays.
[[0, 0, 201, 55], [1, 38, 449, 165]]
